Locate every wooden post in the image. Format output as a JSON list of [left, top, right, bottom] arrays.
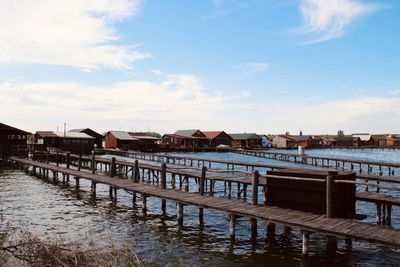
[[161, 163, 167, 215], [56, 152, 59, 166], [302, 230, 310, 256], [110, 157, 116, 177], [252, 170, 259, 205], [199, 166, 206, 224], [134, 160, 139, 182], [266, 222, 276, 239], [78, 154, 82, 171], [376, 203, 382, 224], [386, 204, 392, 226], [177, 203, 184, 224], [142, 194, 147, 212], [229, 214, 236, 240], [326, 171, 337, 218], [91, 151, 96, 174], [66, 153, 70, 169]]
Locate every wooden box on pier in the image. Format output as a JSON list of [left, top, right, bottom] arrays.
[[265, 169, 356, 218]]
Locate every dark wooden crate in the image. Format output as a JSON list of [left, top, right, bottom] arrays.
[[266, 169, 356, 218]]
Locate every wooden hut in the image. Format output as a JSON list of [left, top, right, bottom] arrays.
[[0, 122, 29, 157], [69, 128, 103, 148], [229, 133, 262, 149], [272, 135, 296, 149], [104, 131, 138, 151], [202, 131, 232, 147], [162, 130, 209, 148], [128, 132, 160, 152], [294, 135, 314, 148], [34, 131, 95, 154]]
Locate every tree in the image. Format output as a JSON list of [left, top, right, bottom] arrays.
[[285, 131, 290, 135], [299, 130, 303, 136], [337, 130, 344, 137]]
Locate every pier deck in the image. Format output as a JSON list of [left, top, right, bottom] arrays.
[[9, 157, 400, 250]]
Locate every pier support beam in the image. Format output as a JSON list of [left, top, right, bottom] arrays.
[[177, 203, 184, 224], [302, 231, 311, 256], [229, 214, 236, 240], [142, 194, 147, 213], [161, 163, 167, 215]]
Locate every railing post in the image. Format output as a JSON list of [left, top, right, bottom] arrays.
[[134, 160, 139, 182], [110, 157, 116, 178], [199, 166, 206, 224], [161, 162, 167, 214], [252, 170, 259, 205], [66, 152, 70, 169], [91, 151, 96, 174], [326, 171, 337, 218]]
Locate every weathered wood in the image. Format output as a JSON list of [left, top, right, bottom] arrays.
[[302, 231, 310, 256], [252, 170, 259, 205], [326, 171, 337, 218], [230, 214, 236, 240]]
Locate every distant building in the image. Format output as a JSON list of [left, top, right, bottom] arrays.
[[272, 135, 296, 149], [229, 133, 262, 149], [202, 131, 232, 147], [104, 131, 138, 151], [293, 135, 314, 148], [128, 132, 160, 152], [334, 136, 361, 147], [0, 122, 29, 157], [387, 137, 400, 147], [370, 134, 390, 147], [259, 134, 272, 148], [162, 130, 209, 148], [34, 131, 95, 154], [352, 133, 371, 146], [69, 128, 103, 148]]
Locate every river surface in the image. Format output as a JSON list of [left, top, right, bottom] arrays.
[[1, 149, 400, 266]]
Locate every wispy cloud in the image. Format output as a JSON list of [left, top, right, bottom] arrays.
[[294, 0, 380, 44], [235, 62, 269, 73], [0, 0, 149, 71], [390, 89, 400, 96], [150, 69, 164, 76]]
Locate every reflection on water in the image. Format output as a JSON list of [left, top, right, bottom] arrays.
[[1, 150, 400, 266]]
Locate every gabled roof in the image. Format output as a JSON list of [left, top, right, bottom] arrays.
[[69, 128, 87, 132], [174, 129, 206, 138], [274, 134, 296, 141], [128, 132, 160, 140], [293, 135, 312, 142], [335, 135, 360, 141], [107, 131, 138, 141], [229, 133, 262, 140], [35, 131, 58, 138], [54, 132, 94, 139], [0, 122, 30, 135], [69, 128, 103, 138], [202, 131, 232, 140], [162, 133, 195, 140]]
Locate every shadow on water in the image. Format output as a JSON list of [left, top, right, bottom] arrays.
[[1, 163, 400, 266]]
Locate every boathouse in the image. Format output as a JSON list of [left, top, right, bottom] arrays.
[[230, 133, 262, 149], [260, 134, 273, 148], [352, 133, 371, 146], [370, 134, 389, 147], [34, 131, 95, 154], [334, 136, 361, 147], [272, 135, 296, 149], [162, 130, 209, 149], [69, 128, 103, 148], [104, 131, 138, 151], [128, 132, 160, 152], [0, 122, 29, 157], [202, 131, 232, 147], [294, 135, 314, 148]]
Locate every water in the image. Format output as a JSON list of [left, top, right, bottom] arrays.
[[1, 150, 400, 266]]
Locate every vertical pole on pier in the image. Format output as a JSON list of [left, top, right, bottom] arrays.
[[251, 170, 259, 241], [110, 157, 116, 178], [177, 203, 184, 224], [142, 194, 147, 213], [161, 162, 167, 215], [326, 171, 337, 218], [302, 230, 310, 256], [91, 151, 96, 174], [229, 214, 236, 240], [78, 154, 82, 171], [199, 166, 206, 225], [66, 152, 70, 169], [376, 203, 382, 224], [134, 160, 139, 182]]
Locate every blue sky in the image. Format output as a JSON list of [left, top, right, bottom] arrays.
[[1, 0, 399, 134]]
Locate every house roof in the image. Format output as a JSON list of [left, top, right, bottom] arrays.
[[202, 131, 232, 140], [54, 132, 94, 139], [108, 131, 138, 141], [293, 135, 312, 142], [229, 133, 262, 140], [0, 122, 30, 135], [174, 129, 205, 138], [351, 133, 371, 141], [69, 128, 103, 138], [371, 134, 390, 140], [274, 134, 296, 141], [128, 132, 160, 140], [162, 134, 194, 140], [335, 135, 360, 141], [35, 131, 58, 138]]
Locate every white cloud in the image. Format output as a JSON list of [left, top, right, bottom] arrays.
[[390, 89, 400, 96], [235, 62, 269, 73], [0, 75, 252, 133], [0, 0, 149, 70], [150, 69, 164, 76], [295, 0, 379, 43]]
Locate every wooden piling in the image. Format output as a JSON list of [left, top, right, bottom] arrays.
[[161, 162, 167, 214], [230, 214, 236, 240], [302, 231, 310, 256], [326, 171, 337, 218]]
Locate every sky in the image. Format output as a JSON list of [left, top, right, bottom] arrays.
[[1, 0, 399, 135]]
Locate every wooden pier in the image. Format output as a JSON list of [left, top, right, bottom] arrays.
[[6, 153, 400, 256]]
